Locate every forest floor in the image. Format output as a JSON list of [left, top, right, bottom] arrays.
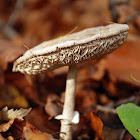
[[0, 0, 140, 140]]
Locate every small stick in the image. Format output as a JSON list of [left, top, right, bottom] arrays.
[[8, 0, 24, 26]]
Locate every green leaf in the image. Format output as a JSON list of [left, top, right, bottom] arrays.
[[116, 103, 140, 140]]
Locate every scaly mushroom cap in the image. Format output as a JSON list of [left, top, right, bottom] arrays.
[[13, 24, 129, 75]]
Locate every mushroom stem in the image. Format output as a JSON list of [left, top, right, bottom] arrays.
[[60, 65, 77, 140]]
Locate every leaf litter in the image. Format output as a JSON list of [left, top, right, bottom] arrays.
[[0, 0, 140, 140]]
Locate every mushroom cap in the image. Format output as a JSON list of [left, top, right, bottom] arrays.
[[13, 24, 129, 75]]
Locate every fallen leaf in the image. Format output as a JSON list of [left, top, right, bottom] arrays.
[[0, 119, 14, 132], [9, 119, 26, 139], [105, 40, 140, 86], [6, 73, 39, 103], [90, 112, 105, 140], [0, 84, 29, 109], [26, 108, 59, 134], [0, 117, 54, 139], [76, 90, 97, 110], [91, 59, 106, 81], [102, 69, 139, 98], [45, 93, 63, 118], [0, 39, 25, 70], [23, 127, 54, 140], [6, 136, 14, 140], [0, 107, 31, 138], [0, 133, 5, 140], [0, 106, 31, 121]]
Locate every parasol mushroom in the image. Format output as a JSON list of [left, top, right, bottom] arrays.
[[13, 23, 129, 140]]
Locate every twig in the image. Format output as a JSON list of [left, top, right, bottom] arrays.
[[95, 104, 117, 114], [0, 20, 18, 38], [0, 0, 24, 39], [3, 24, 19, 39], [82, 96, 136, 115], [83, 104, 117, 114], [113, 96, 136, 107], [84, 95, 137, 116], [119, 129, 126, 140], [8, 0, 24, 26], [106, 96, 136, 108]]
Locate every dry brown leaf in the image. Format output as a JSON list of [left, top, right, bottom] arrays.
[[76, 90, 97, 110], [90, 112, 105, 140], [102, 71, 118, 97], [8, 119, 26, 139], [0, 106, 31, 121], [45, 94, 63, 118], [26, 108, 59, 134], [14, 0, 111, 47], [0, 39, 25, 70], [0, 118, 54, 139], [6, 136, 14, 140], [0, 119, 14, 132], [23, 127, 54, 140], [23, 121, 55, 140], [6, 73, 39, 103], [9, 119, 48, 139], [0, 85, 29, 109], [105, 40, 140, 86], [118, 5, 136, 23], [117, 4, 140, 34], [91, 59, 106, 81], [0, 133, 5, 140], [98, 94, 113, 105]]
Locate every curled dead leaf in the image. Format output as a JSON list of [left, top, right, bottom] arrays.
[[90, 112, 105, 140], [6, 136, 14, 140], [105, 40, 140, 86], [0, 133, 5, 140], [0, 39, 25, 70], [23, 127, 54, 140], [0, 106, 31, 122], [45, 94, 63, 118], [0, 117, 55, 139], [0, 119, 14, 132]]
